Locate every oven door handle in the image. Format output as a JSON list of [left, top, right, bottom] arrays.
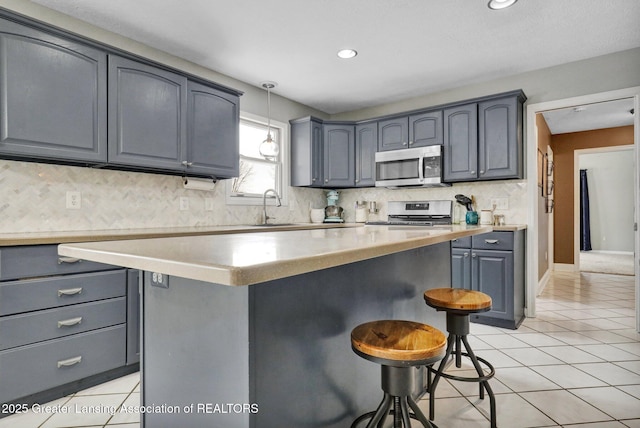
[[418, 156, 425, 182]]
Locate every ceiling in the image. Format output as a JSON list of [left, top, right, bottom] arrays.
[[542, 98, 635, 135], [29, 0, 640, 116]]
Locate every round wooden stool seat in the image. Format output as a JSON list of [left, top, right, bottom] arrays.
[[424, 288, 492, 314], [351, 320, 446, 366]]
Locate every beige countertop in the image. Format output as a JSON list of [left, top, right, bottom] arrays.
[[58, 224, 493, 286], [0, 223, 357, 246]]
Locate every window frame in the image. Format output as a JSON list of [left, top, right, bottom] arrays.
[[225, 112, 289, 206]]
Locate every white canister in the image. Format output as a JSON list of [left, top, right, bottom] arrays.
[[480, 210, 493, 225], [310, 208, 325, 223]]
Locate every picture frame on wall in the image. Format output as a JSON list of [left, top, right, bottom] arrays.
[[537, 149, 544, 194]]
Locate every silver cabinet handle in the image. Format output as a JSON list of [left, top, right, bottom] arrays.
[[470, 170, 476, 174], [480, 170, 485, 174], [485, 239, 499, 244], [464, 252, 469, 257], [57, 317, 82, 328], [58, 257, 81, 264], [57, 356, 82, 368], [181, 161, 194, 167], [402, 142, 407, 146], [472, 253, 477, 258], [408, 141, 414, 146], [58, 287, 83, 297]]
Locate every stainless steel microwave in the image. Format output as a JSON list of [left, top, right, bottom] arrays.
[[375, 145, 449, 188]]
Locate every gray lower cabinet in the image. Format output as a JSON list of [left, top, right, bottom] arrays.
[[451, 231, 525, 329], [108, 55, 187, 172], [0, 17, 107, 164], [0, 245, 138, 405]]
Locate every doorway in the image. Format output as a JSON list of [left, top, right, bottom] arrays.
[[575, 146, 635, 276], [525, 87, 640, 333]]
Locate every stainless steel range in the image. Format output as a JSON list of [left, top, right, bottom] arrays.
[[366, 200, 452, 226]]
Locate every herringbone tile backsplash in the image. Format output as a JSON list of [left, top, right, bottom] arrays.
[[0, 160, 528, 234]]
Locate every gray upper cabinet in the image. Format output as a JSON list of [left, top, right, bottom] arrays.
[[323, 124, 355, 187], [444, 91, 525, 183], [478, 95, 522, 180], [290, 117, 323, 187], [0, 18, 107, 164], [355, 122, 377, 187], [409, 110, 443, 147], [378, 117, 408, 151], [186, 81, 239, 178], [378, 110, 442, 152], [443, 103, 478, 182], [108, 55, 187, 172]]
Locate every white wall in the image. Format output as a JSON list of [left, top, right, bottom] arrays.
[[579, 149, 635, 252]]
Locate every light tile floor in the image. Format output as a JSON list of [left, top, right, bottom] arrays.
[[1, 270, 638, 427], [426, 271, 640, 428]]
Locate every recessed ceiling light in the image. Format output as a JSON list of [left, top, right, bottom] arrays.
[[488, 0, 518, 10], [337, 49, 357, 59]]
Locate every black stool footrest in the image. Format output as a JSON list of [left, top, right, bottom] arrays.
[[428, 352, 495, 383], [351, 409, 439, 428]]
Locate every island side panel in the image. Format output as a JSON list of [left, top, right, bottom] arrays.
[[141, 273, 250, 428], [249, 242, 450, 428]]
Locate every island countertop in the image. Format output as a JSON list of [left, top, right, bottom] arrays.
[[58, 224, 492, 286]]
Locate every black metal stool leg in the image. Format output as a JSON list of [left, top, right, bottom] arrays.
[[429, 333, 455, 421], [462, 335, 497, 428], [408, 396, 435, 428]]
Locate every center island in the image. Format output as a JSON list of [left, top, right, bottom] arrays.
[[58, 224, 492, 428]]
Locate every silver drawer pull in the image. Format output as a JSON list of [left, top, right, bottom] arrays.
[[57, 317, 82, 328], [58, 287, 83, 297], [484, 239, 499, 244], [57, 356, 82, 368], [58, 257, 81, 264]]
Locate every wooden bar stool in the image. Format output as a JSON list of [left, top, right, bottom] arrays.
[[423, 288, 496, 428], [350, 320, 446, 428]]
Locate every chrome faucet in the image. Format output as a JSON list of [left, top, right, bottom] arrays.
[[262, 188, 282, 224]]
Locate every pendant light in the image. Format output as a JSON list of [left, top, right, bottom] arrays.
[[259, 82, 279, 160]]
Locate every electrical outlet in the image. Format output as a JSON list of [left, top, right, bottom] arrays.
[[66, 191, 81, 210], [205, 198, 214, 211], [180, 197, 189, 211], [490, 198, 509, 210]]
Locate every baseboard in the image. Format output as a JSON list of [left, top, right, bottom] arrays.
[[537, 269, 551, 295], [554, 263, 576, 272]]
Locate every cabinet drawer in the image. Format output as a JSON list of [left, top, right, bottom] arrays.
[[0, 325, 126, 404], [0, 245, 118, 281], [0, 297, 126, 351], [472, 232, 514, 251], [0, 270, 126, 316], [451, 236, 472, 248]]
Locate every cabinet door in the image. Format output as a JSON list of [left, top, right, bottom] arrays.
[[471, 249, 514, 321], [290, 118, 323, 187], [443, 103, 478, 182], [478, 95, 521, 179], [409, 110, 443, 147], [108, 55, 187, 171], [323, 125, 355, 187], [355, 123, 377, 187], [451, 248, 471, 290], [0, 18, 107, 163], [186, 81, 239, 178], [378, 117, 408, 151]]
